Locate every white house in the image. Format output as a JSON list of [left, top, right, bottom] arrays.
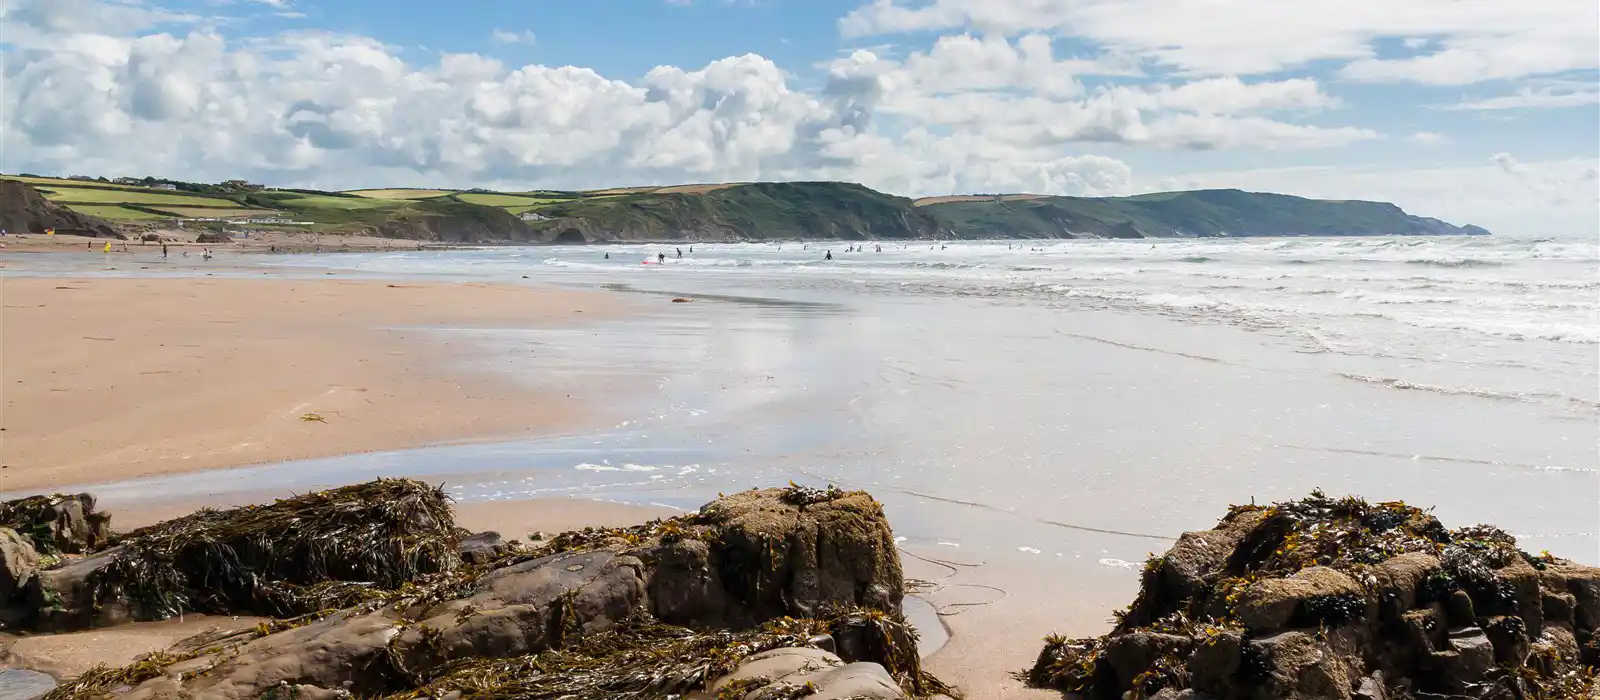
[[519, 211, 547, 222]]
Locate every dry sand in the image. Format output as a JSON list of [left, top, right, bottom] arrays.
[[1, 615, 268, 680], [0, 276, 624, 493], [0, 231, 448, 254]]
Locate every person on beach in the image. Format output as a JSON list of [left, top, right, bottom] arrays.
[[825, 250, 833, 260], [162, 243, 168, 259], [676, 247, 682, 258]]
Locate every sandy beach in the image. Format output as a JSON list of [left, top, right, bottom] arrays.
[[0, 275, 624, 493]]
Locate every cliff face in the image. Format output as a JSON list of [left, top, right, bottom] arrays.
[[526, 182, 949, 242], [0, 181, 123, 239], [377, 199, 538, 242], [924, 189, 1491, 239]]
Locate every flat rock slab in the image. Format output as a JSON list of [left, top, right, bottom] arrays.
[[0, 669, 56, 700]]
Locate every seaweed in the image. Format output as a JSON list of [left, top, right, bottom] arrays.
[[88, 478, 461, 620], [383, 608, 951, 700]]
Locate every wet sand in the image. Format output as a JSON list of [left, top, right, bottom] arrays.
[[0, 276, 624, 493]]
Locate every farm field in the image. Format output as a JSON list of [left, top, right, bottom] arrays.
[[454, 192, 546, 207], [152, 207, 281, 218], [345, 189, 456, 200], [64, 205, 172, 220], [37, 187, 239, 208]]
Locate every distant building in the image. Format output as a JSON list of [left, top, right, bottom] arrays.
[[112, 177, 141, 185], [223, 179, 262, 190], [154, 184, 178, 191], [519, 211, 547, 222]]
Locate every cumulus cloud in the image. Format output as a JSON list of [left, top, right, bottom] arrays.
[[841, 0, 1599, 84], [0, 0, 1388, 197]]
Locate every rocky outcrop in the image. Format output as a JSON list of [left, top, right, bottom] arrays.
[[1027, 492, 1599, 699], [34, 482, 946, 700], [0, 180, 123, 238], [0, 493, 112, 555], [0, 528, 41, 624]]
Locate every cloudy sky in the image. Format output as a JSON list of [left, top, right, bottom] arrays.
[[2, 0, 1596, 234]]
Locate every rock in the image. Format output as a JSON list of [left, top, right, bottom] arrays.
[[0, 493, 112, 555], [1481, 615, 1530, 666], [659, 487, 904, 628], [1542, 590, 1577, 627], [1443, 589, 1476, 627], [1353, 671, 1387, 700], [29, 547, 132, 631], [1235, 566, 1365, 633], [194, 232, 231, 243], [1427, 627, 1495, 694], [0, 528, 40, 609], [1546, 561, 1600, 632], [709, 647, 907, 700], [0, 668, 57, 700], [1125, 509, 1271, 627], [117, 610, 404, 699], [390, 550, 645, 673], [1188, 629, 1243, 697], [456, 531, 510, 566], [1104, 632, 1192, 689], [1245, 631, 1359, 700], [1373, 553, 1440, 615]]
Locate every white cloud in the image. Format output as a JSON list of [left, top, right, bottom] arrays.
[[1, 0, 1381, 198], [1155, 156, 1600, 236], [1407, 131, 1447, 146], [840, 0, 1599, 83], [490, 29, 535, 45], [1443, 81, 1600, 110]]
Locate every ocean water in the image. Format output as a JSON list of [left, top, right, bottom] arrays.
[[27, 235, 1599, 622]]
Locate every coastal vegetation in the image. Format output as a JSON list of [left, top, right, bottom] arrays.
[[2, 172, 1490, 241]]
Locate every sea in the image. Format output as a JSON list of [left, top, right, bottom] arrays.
[[16, 234, 1599, 629]]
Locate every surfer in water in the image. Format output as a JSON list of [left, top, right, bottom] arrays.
[[825, 250, 833, 260], [676, 247, 682, 258], [658, 252, 666, 263], [604, 252, 610, 259]]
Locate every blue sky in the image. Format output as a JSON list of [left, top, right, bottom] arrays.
[[2, 0, 1597, 233]]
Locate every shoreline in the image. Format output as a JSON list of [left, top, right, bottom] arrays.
[[0, 275, 627, 494]]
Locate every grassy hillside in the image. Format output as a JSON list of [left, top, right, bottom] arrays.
[[3, 174, 1488, 241], [924, 189, 1489, 238], [526, 181, 947, 242]]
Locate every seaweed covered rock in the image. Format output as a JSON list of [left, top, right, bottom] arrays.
[[42, 484, 949, 700], [642, 484, 905, 629], [0, 527, 41, 621], [0, 493, 112, 555], [28, 478, 461, 631], [1027, 491, 1600, 699]]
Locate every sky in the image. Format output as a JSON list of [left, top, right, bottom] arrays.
[[1, 0, 1597, 234]]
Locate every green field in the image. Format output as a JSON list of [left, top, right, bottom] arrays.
[[345, 189, 457, 200], [38, 186, 240, 208], [266, 194, 400, 210], [151, 207, 280, 218], [66, 205, 172, 221], [455, 192, 547, 207]]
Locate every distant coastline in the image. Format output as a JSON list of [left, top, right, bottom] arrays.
[[2, 175, 1487, 246]]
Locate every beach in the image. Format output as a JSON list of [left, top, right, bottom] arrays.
[[2, 238, 1595, 699], [0, 274, 623, 491]]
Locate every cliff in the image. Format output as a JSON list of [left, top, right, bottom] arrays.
[[525, 181, 949, 243], [923, 189, 1491, 239], [0, 181, 123, 239]]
